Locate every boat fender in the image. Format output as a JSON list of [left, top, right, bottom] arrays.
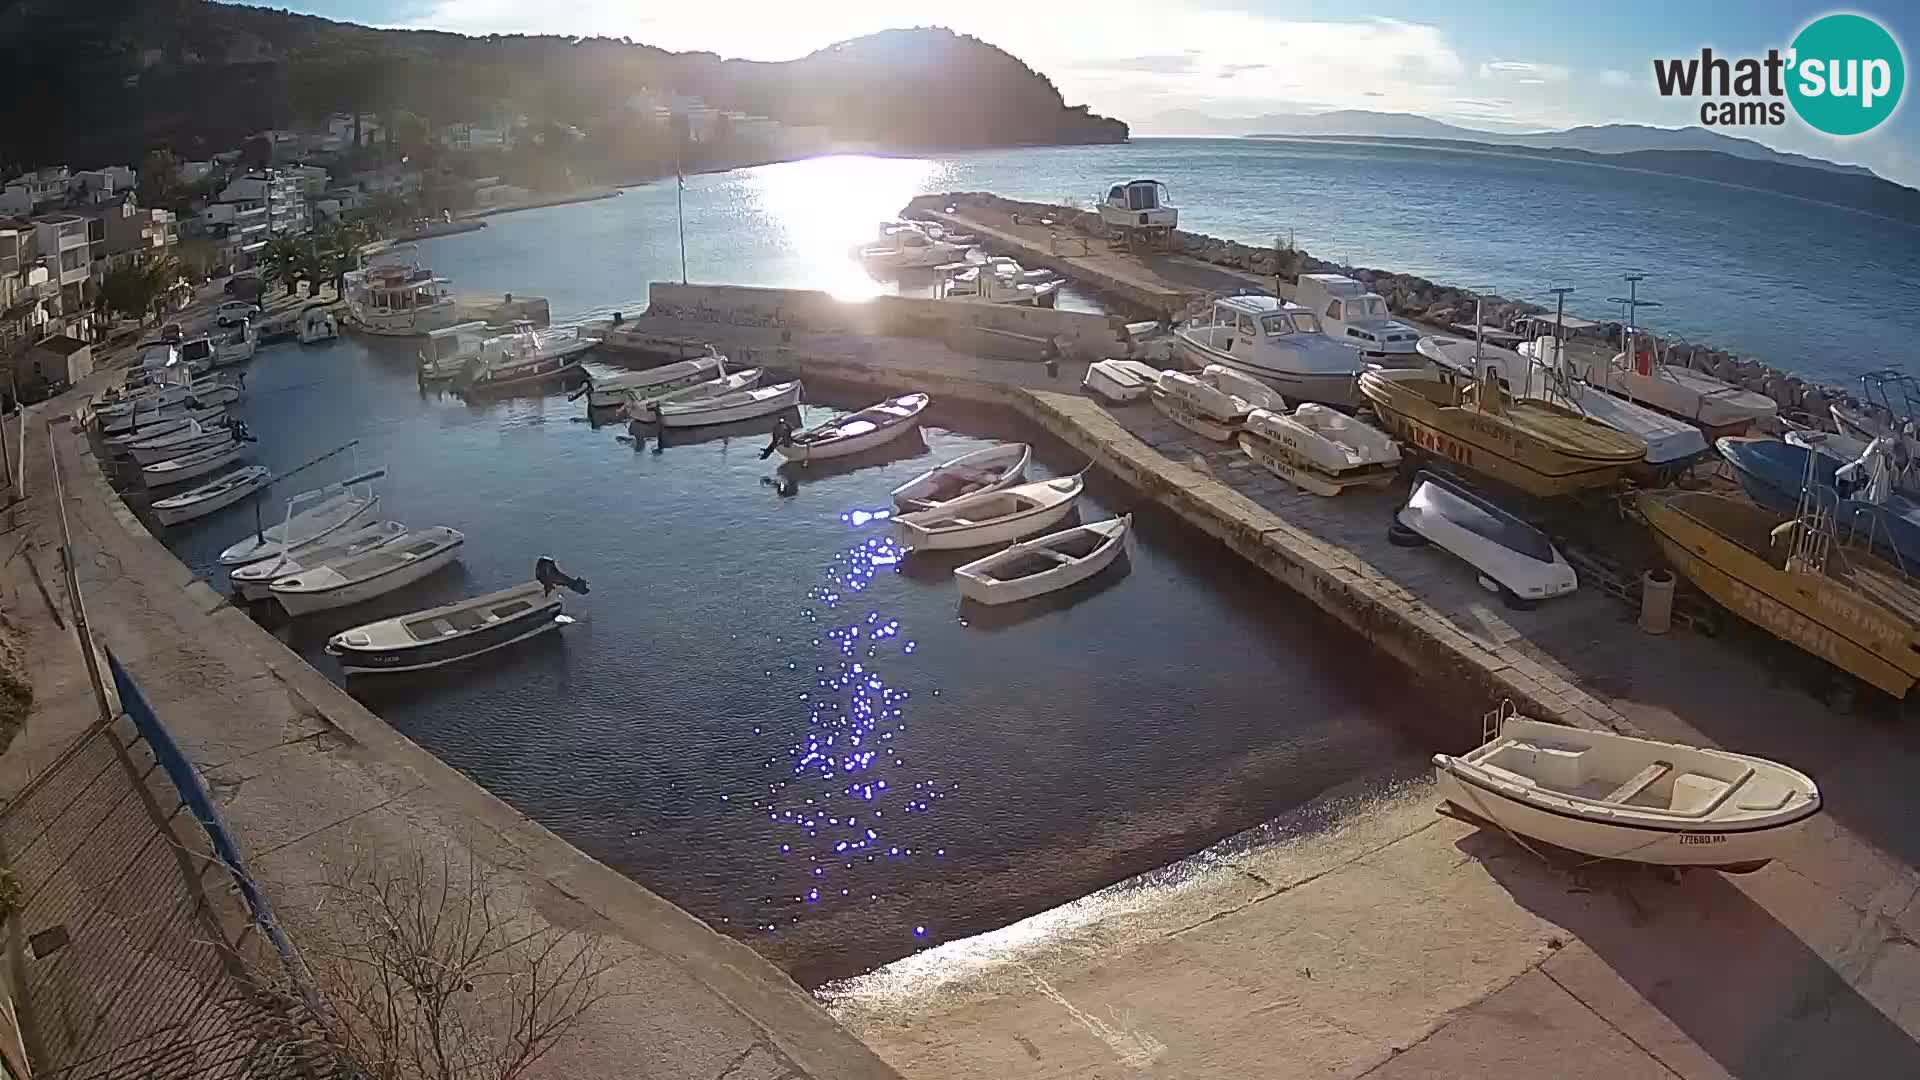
[[535, 556, 590, 597]]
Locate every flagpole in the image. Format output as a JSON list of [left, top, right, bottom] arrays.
[[676, 141, 688, 286]]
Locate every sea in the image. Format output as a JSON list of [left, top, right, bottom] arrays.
[[159, 136, 1914, 984]]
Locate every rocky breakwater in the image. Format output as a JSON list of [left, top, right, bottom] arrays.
[[909, 191, 1869, 433]]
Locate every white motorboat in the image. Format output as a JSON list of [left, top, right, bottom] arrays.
[[1171, 294, 1386, 408], [1424, 335, 1709, 472], [229, 519, 409, 601], [119, 416, 222, 455], [142, 440, 249, 488], [1557, 334, 1777, 437], [1393, 471, 1577, 608], [216, 470, 384, 567], [213, 321, 256, 366], [624, 368, 760, 422], [298, 307, 340, 344], [1435, 706, 1820, 872], [416, 321, 496, 380], [101, 413, 195, 447], [1082, 359, 1161, 403], [858, 226, 970, 270], [936, 259, 1060, 307], [955, 515, 1131, 606], [657, 380, 803, 429], [269, 526, 465, 616], [342, 244, 458, 337], [101, 401, 228, 438], [326, 560, 589, 675], [1097, 179, 1177, 235], [130, 430, 235, 468], [460, 320, 593, 391], [1294, 273, 1424, 360], [891, 443, 1032, 511], [1239, 405, 1400, 496], [1198, 364, 1286, 412], [1151, 370, 1252, 442], [178, 336, 217, 373], [776, 393, 930, 463], [151, 466, 271, 528], [586, 350, 727, 410], [893, 473, 1086, 551]]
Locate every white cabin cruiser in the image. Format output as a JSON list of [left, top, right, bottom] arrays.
[[1294, 273, 1423, 360], [1425, 335, 1709, 474], [459, 321, 593, 391], [178, 335, 217, 373], [343, 244, 458, 337], [1082, 359, 1161, 403], [298, 307, 340, 344], [417, 321, 497, 380], [859, 226, 970, 270], [1239, 405, 1400, 496], [1435, 705, 1820, 872], [1172, 294, 1385, 408], [1098, 180, 1177, 234]]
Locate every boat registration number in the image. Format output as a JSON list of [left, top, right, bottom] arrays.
[[1678, 833, 1727, 845], [1403, 420, 1474, 466]]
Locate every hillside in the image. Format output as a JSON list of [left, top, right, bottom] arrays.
[[1151, 108, 1876, 178], [0, 2, 1126, 169]]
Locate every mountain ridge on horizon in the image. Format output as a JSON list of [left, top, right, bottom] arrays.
[[1145, 108, 1880, 181]]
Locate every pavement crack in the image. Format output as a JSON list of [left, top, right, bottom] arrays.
[[1164, 820, 1440, 940], [713, 1039, 768, 1080], [1539, 966, 1686, 1079], [249, 784, 426, 861]]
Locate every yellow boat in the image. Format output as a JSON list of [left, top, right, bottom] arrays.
[[1637, 489, 1920, 698], [1358, 367, 1646, 498]]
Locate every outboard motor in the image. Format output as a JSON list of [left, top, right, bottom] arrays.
[[535, 556, 590, 597]]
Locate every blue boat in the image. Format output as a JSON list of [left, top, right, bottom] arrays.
[[1716, 436, 1920, 569]]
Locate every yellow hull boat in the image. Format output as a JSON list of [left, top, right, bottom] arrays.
[[1358, 369, 1645, 498], [1638, 490, 1920, 698]]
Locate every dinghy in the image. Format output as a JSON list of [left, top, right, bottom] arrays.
[[955, 515, 1131, 605], [229, 520, 409, 601], [1394, 471, 1577, 607], [1239, 405, 1401, 496], [101, 414, 197, 448], [217, 470, 384, 567], [890, 443, 1032, 511], [131, 431, 234, 468], [657, 380, 803, 428], [100, 401, 229, 438], [1082, 359, 1161, 403], [270, 526, 465, 616], [1198, 364, 1286, 412], [326, 558, 590, 675], [582, 350, 726, 409], [893, 473, 1086, 551], [623, 369, 762, 422], [776, 393, 930, 463], [1435, 705, 1820, 872], [1150, 370, 1252, 442], [141, 439, 249, 488], [151, 466, 272, 528]]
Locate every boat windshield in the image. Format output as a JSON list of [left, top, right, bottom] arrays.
[[1261, 314, 1294, 336], [1410, 479, 1556, 563], [1355, 297, 1389, 318], [1288, 313, 1322, 334]]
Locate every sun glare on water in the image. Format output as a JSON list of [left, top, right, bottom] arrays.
[[748, 155, 948, 301]]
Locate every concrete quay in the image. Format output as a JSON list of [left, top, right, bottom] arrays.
[[0, 388, 900, 1079], [617, 305, 1920, 1080]]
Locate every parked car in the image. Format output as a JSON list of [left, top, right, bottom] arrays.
[[217, 300, 261, 327], [160, 322, 183, 342]]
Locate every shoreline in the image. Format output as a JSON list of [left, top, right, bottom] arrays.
[[457, 186, 622, 220]]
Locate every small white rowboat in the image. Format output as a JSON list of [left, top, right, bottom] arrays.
[[893, 472, 1085, 551], [584, 352, 725, 408], [326, 574, 583, 675], [890, 443, 1032, 511], [1435, 708, 1819, 872], [777, 393, 930, 463], [624, 369, 762, 421], [1198, 364, 1286, 412], [270, 526, 465, 616], [142, 440, 248, 487], [1239, 405, 1401, 496], [955, 515, 1131, 605], [1082, 359, 1161, 403], [217, 482, 381, 567], [151, 466, 272, 528], [1151, 371, 1250, 442], [229, 519, 409, 601], [657, 380, 803, 428]]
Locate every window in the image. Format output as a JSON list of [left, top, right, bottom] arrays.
[[1107, 185, 1125, 204], [1290, 313, 1322, 334], [1237, 314, 1257, 336], [1325, 300, 1342, 320], [1261, 315, 1293, 336]]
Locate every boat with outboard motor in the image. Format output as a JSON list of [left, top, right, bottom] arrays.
[[775, 393, 929, 463], [325, 558, 589, 675]]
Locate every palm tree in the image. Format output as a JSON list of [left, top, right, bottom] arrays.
[[263, 234, 306, 297]]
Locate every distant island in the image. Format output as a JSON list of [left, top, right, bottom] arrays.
[[0, 3, 1126, 169]]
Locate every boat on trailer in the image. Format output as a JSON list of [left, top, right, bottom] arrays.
[[216, 469, 385, 567], [270, 526, 465, 616], [151, 466, 272, 528], [1238, 405, 1400, 496], [1082, 359, 1161, 403], [1393, 471, 1578, 608], [1556, 326, 1777, 438], [893, 473, 1086, 551], [776, 394, 930, 463], [229, 519, 410, 601], [1172, 294, 1415, 408], [954, 515, 1131, 605], [890, 443, 1032, 511], [326, 559, 590, 675], [1436, 703, 1820, 873]]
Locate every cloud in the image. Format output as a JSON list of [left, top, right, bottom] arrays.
[[1599, 69, 1636, 88], [1080, 52, 1204, 75], [1480, 60, 1571, 83]]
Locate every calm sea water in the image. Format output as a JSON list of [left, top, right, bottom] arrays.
[[428, 138, 1920, 387], [161, 335, 1430, 984]]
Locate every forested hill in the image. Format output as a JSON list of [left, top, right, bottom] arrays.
[[0, 1, 1127, 168]]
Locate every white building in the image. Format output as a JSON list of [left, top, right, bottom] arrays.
[[175, 160, 214, 185], [0, 167, 73, 215], [72, 166, 136, 204], [216, 171, 309, 235], [30, 213, 93, 312]]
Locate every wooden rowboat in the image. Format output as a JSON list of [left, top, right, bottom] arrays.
[[954, 515, 1131, 605], [893, 473, 1085, 551], [890, 443, 1032, 511], [776, 393, 930, 463]]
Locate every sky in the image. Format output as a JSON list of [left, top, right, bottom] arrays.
[[248, 0, 1918, 185]]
